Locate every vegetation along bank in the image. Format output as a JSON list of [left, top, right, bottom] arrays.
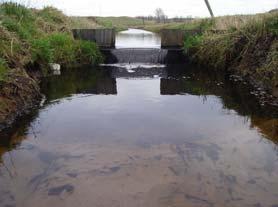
[[183, 12, 278, 99], [0, 3, 103, 130]]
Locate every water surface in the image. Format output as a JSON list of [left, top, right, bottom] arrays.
[[115, 28, 161, 49], [0, 64, 278, 207]]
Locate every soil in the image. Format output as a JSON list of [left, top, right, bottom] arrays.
[[0, 69, 42, 131]]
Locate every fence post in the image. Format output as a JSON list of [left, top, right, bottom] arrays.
[[204, 0, 214, 18]]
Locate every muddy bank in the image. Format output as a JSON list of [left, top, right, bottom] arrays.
[[0, 3, 103, 132], [190, 34, 278, 101], [185, 13, 278, 100], [228, 34, 277, 97], [0, 69, 41, 131]]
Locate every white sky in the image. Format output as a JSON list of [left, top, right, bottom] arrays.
[[14, 0, 278, 17]]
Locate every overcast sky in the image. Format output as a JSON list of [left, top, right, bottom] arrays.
[[14, 0, 278, 17]]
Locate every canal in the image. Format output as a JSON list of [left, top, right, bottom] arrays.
[[0, 29, 278, 207]]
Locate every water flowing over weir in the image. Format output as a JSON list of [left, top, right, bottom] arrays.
[[101, 48, 186, 64]]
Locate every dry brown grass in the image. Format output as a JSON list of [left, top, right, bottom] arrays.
[[70, 16, 101, 29]]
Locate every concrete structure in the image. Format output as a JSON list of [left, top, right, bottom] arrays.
[[72, 29, 201, 63], [72, 29, 202, 49], [160, 29, 202, 48], [72, 29, 116, 48]]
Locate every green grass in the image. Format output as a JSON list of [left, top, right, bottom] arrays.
[[70, 16, 100, 29], [0, 2, 103, 81], [185, 12, 278, 89], [183, 34, 203, 53], [95, 16, 155, 31], [75, 40, 103, 65], [143, 19, 214, 33]]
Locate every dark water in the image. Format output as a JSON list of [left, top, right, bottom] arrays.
[[0, 64, 277, 207], [0, 29, 278, 207]]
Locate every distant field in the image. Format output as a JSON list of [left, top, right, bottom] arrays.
[[70, 12, 278, 33], [70, 16, 155, 31]]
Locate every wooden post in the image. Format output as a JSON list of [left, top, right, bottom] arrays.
[[204, 0, 214, 18]]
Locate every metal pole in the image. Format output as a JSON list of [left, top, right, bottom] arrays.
[[204, 0, 214, 18]]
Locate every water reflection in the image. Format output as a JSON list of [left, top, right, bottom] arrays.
[[115, 29, 161, 49], [41, 67, 117, 102], [0, 65, 278, 207]]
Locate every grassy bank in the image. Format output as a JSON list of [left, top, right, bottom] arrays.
[[0, 3, 103, 76], [184, 12, 278, 95], [71, 16, 156, 31], [0, 2, 103, 130]]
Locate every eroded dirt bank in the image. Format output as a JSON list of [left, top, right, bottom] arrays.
[[0, 69, 41, 130]]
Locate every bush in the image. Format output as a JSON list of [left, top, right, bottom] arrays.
[[192, 33, 234, 69], [31, 35, 103, 66], [47, 33, 75, 64], [31, 38, 53, 64], [75, 40, 103, 65], [199, 19, 215, 31], [264, 14, 278, 35], [184, 34, 203, 53]]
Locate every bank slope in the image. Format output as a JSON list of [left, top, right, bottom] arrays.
[[0, 3, 103, 130], [185, 12, 278, 97]]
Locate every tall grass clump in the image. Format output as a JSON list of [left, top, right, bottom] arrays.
[[0, 2, 36, 39], [75, 40, 103, 65], [31, 34, 103, 66], [183, 34, 203, 53]]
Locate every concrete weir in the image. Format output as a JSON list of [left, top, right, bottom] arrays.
[[72, 28, 189, 64], [72, 29, 116, 48], [101, 48, 186, 64]]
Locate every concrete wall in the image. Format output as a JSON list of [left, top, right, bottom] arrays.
[[72, 29, 116, 48], [160, 29, 201, 48]]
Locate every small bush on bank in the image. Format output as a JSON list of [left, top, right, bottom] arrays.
[[31, 38, 53, 64], [47, 33, 76, 65], [183, 34, 203, 53], [31, 34, 103, 66], [75, 40, 103, 65]]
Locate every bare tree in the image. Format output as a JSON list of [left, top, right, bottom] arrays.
[[155, 8, 167, 23]]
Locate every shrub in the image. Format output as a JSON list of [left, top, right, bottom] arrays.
[[31, 38, 53, 64], [193, 33, 234, 69], [47, 33, 75, 64], [31, 34, 103, 66], [264, 14, 278, 35], [199, 19, 215, 31], [75, 40, 103, 65], [184, 34, 203, 53]]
